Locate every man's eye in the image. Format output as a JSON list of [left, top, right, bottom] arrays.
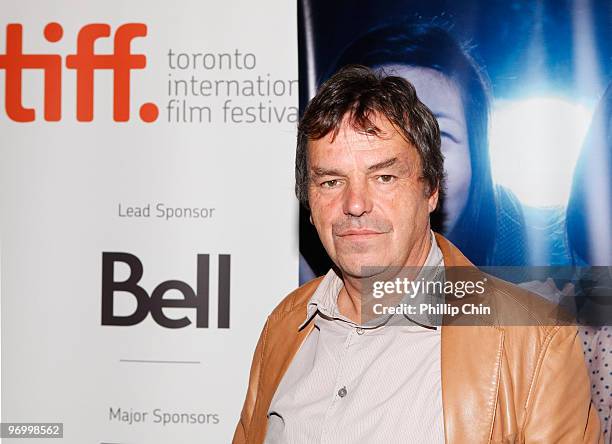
[[377, 175, 396, 183], [321, 179, 340, 188]]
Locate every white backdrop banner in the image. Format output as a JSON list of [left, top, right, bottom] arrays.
[[0, 1, 298, 442]]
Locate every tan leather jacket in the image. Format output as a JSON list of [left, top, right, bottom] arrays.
[[233, 233, 603, 443]]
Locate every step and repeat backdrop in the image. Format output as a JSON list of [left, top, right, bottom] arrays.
[[1, 1, 298, 443], [3, 0, 612, 443]]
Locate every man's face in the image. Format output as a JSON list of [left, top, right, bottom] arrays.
[[307, 113, 438, 278]]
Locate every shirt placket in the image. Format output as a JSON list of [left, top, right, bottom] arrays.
[[319, 324, 361, 444]]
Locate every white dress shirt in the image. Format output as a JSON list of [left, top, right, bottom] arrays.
[[265, 231, 445, 444]]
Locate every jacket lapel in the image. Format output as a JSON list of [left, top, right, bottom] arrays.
[[248, 309, 315, 443], [441, 324, 504, 443], [436, 233, 504, 443]]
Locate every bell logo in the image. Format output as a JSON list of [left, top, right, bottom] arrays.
[[0, 22, 158, 122], [101, 253, 230, 329]]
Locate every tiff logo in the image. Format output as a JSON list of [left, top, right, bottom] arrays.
[[0, 22, 158, 122]]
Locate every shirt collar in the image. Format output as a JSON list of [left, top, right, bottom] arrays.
[[299, 267, 345, 329]]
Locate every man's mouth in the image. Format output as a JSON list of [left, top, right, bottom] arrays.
[[336, 229, 384, 237]]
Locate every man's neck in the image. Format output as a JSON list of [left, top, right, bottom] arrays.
[[337, 230, 433, 324]]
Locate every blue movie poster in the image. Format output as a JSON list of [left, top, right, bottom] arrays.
[[298, 0, 612, 282]]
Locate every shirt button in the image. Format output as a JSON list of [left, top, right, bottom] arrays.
[[338, 386, 347, 398], [356, 327, 364, 335]]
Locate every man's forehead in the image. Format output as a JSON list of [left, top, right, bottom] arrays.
[[309, 113, 415, 162], [330, 112, 400, 143]]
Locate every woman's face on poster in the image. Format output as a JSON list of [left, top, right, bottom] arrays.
[[380, 65, 472, 233]]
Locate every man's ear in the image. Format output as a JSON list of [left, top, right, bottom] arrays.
[[309, 213, 314, 224], [428, 187, 439, 213]]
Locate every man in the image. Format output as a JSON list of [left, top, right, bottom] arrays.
[[233, 66, 602, 443]]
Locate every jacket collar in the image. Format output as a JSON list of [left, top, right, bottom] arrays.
[[248, 232, 503, 444]]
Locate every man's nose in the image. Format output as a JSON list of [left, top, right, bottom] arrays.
[[342, 180, 373, 217]]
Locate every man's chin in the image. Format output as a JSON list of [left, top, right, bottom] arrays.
[[335, 257, 390, 279]]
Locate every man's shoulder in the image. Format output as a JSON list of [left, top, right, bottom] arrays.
[[487, 275, 569, 329], [267, 276, 325, 320], [438, 232, 571, 333], [481, 274, 578, 351]]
